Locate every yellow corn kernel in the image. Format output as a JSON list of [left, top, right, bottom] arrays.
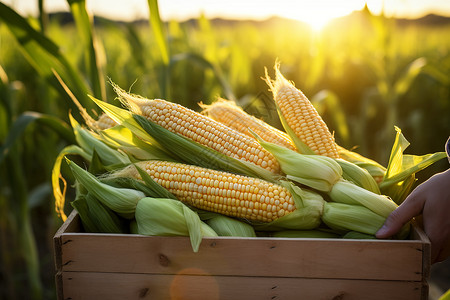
[[119, 160, 296, 222], [94, 113, 117, 131], [265, 65, 339, 159], [201, 98, 296, 151]]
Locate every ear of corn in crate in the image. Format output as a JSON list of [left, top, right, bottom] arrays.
[[52, 62, 447, 252]]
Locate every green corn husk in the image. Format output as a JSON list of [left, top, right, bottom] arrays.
[[71, 195, 98, 233], [206, 215, 256, 237], [101, 170, 177, 200], [321, 202, 386, 236], [66, 158, 145, 218], [69, 114, 130, 168], [342, 231, 377, 239], [380, 126, 447, 204], [129, 219, 138, 234], [256, 139, 342, 192], [82, 193, 129, 233], [337, 145, 386, 180], [135, 197, 218, 252], [336, 158, 380, 194], [99, 125, 174, 162], [329, 180, 398, 218], [272, 230, 340, 239]]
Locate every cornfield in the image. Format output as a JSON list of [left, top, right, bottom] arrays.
[[0, 1, 449, 299]]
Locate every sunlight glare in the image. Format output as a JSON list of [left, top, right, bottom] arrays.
[[277, 0, 368, 31]]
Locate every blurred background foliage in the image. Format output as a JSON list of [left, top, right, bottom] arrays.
[[0, 1, 449, 299]]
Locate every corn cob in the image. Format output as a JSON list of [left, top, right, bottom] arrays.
[[265, 65, 339, 158], [113, 86, 280, 173], [201, 98, 296, 151], [116, 160, 296, 222], [94, 113, 117, 131]]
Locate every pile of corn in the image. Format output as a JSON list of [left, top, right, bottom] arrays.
[[53, 63, 446, 252]]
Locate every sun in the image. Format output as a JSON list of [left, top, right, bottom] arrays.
[[277, 0, 367, 32]]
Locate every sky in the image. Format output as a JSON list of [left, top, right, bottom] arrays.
[[3, 0, 450, 30]]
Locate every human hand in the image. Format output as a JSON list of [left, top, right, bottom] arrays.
[[376, 168, 450, 264]]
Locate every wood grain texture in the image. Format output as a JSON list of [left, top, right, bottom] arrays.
[[61, 271, 426, 300]]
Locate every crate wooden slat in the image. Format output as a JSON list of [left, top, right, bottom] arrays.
[[54, 210, 430, 300], [57, 272, 425, 300]]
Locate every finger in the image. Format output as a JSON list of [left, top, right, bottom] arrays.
[[376, 189, 425, 238]]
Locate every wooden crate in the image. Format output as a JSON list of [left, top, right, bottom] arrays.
[[54, 210, 430, 300]]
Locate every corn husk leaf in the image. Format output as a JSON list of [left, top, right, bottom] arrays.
[[342, 231, 376, 239], [71, 195, 98, 233], [89, 95, 162, 147], [69, 114, 130, 168], [206, 215, 256, 237], [100, 125, 173, 161], [255, 138, 342, 192], [83, 192, 129, 233], [380, 126, 446, 203], [329, 180, 398, 218], [129, 219, 138, 234], [135, 197, 217, 252], [88, 149, 107, 175], [66, 158, 145, 218], [382, 174, 417, 205], [337, 145, 386, 179], [52, 145, 91, 221], [336, 158, 380, 194], [322, 202, 386, 236], [100, 176, 166, 198]]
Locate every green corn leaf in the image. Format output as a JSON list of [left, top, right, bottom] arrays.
[[394, 57, 426, 98], [0, 2, 93, 109], [147, 0, 169, 65], [170, 53, 235, 101], [0, 111, 74, 165], [147, 0, 170, 98], [67, 0, 106, 101], [311, 90, 350, 146]]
